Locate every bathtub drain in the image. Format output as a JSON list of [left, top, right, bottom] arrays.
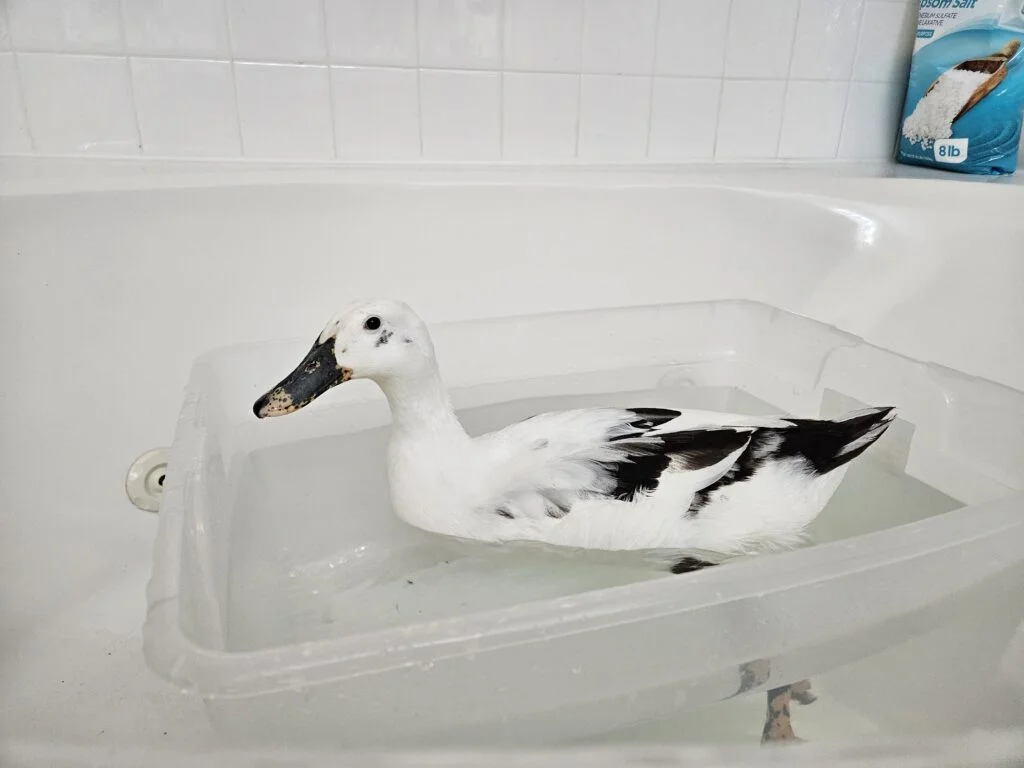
[[126, 448, 170, 512]]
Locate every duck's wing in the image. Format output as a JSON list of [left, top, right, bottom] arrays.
[[472, 407, 757, 519], [473, 405, 894, 524]]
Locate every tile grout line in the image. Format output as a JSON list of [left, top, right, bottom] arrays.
[[644, 0, 663, 159], [0, 48, 904, 85], [3, 1, 36, 152], [415, 0, 424, 158], [574, 0, 588, 158], [320, 0, 340, 159], [8, 55, 37, 153], [835, 0, 872, 158], [775, 0, 803, 158], [223, 0, 246, 156], [497, 0, 505, 159], [709, 76, 726, 160], [712, 0, 736, 159], [117, 0, 144, 154], [828, 80, 853, 159]]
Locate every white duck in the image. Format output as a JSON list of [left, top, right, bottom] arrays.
[[254, 299, 895, 571], [254, 299, 896, 744]]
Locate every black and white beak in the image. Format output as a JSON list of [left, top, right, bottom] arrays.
[[253, 336, 352, 418]]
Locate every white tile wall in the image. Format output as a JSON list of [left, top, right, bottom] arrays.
[[789, 0, 864, 80], [331, 66, 420, 159], [655, 0, 730, 78], [578, 74, 650, 159], [18, 52, 138, 154], [724, 0, 799, 79], [0, 7, 11, 50], [325, 0, 417, 67], [648, 77, 721, 159], [122, 0, 230, 58], [418, 0, 501, 70], [503, 72, 579, 159], [235, 63, 333, 159], [419, 69, 501, 159], [839, 80, 905, 159], [504, 0, 583, 73], [131, 57, 239, 156], [227, 0, 326, 63], [0, 54, 32, 153], [716, 79, 786, 159], [779, 80, 848, 158], [853, 0, 916, 84], [581, 0, 659, 76], [7, 0, 123, 54], [0, 0, 926, 163]]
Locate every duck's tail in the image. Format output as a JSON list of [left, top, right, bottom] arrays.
[[780, 406, 896, 476]]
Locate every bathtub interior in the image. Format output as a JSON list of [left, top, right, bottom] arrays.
[[3, 165, 1024, 760]]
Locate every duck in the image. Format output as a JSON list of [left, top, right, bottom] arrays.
[[253, 298, 896, 745], [253, 299, 895, 569]]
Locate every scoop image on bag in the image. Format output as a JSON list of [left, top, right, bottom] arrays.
[[897, 0, 1024, 175]]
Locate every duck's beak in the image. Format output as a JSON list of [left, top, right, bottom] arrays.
[[253, 337, 352, 418]]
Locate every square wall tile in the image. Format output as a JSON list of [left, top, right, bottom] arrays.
[[838, 80, 902, 159], [18, 53, 137, 154], [715, 79, 786, 158], [325, 0, 416, 67], [132, 58, 240, 156], [503, 72, 579, 159], [418, 0, 501, 69], [648, 77, 721, 160], [504, 0, 583, 73], [789, 0, 864, 80], [7, 0, 123, 54], [778, 80, 848, 158], [655, 0, 731, 78], [331, 66, 420, 159], [228, 0, 326, 62], [578, 74, 650, 159], [853, 0, 915, 83], [725, 0, 799, 79], [419, 69, 500, 159], [123, 0, 230, 58], [235, 63, 333, 159], [0, 54, 32, 152], [0, 8, 10, 50], [582, 0, 659, 75]]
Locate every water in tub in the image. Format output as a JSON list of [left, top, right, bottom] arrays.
[[227, 383, 958, 645], [226, 382, 964, 742]]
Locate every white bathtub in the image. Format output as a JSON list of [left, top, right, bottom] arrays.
[[2, 160, 1023, 763]]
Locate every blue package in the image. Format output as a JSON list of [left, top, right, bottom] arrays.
[[896, 0, 1024, 175]]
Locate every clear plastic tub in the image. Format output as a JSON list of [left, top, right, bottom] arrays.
[[144, 300, 1024, 748]]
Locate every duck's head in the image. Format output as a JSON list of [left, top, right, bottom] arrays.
[[253, 299, 434, 418]]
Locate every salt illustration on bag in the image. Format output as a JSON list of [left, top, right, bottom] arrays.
[[896, 0, 1024, 175]]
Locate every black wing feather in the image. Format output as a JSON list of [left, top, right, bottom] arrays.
[[688, 406, 895, 514], [602, 406, 894, 512], [777, 407, 895, 474], [603, 415, 752, 501]]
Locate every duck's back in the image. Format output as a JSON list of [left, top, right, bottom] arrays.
[[394, 405, 895, 558]]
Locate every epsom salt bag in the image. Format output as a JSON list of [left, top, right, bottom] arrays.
[[897, 0, 1024, 175]]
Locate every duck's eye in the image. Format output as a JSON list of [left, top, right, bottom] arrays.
[[364, 316, 381, 331]]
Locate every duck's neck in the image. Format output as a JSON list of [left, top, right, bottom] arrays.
[[379, 365, 466, 440]]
